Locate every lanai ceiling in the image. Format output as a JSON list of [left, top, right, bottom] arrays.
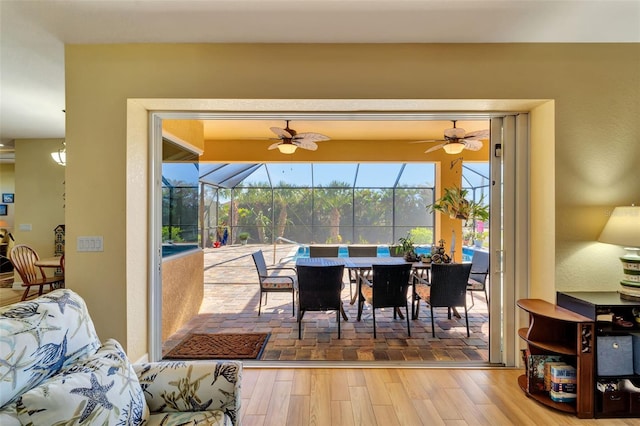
[[201, 119, 489, 142]]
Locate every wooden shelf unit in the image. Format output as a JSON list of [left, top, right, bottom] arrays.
[[557, 291, 640, 419], [517, 299, 595, 419]]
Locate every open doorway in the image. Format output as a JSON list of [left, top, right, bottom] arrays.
[[148, 107, 528, 366]]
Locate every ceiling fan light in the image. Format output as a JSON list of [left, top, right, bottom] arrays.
[[442, 142, 465, 155], [50, 143, 66, 166], [277, 143, 297, 154]]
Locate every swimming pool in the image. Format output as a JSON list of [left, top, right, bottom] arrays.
[[295, 245, 474, 262]]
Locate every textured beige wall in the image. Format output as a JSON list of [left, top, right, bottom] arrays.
[[161, 250, 204, 341], [65, 43, 640, 359]]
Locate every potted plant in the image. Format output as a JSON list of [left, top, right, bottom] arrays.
[[427, 186, 489, 224], [238, 232, 250, 245], [474, 231, 486, 248], [395, 234, 420, 262]]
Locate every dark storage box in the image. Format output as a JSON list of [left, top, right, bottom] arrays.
[[597, 335, 634, 376], [630, 392, 640, 415], [632, 333, 640, 375], [598, 390, 629, 414]]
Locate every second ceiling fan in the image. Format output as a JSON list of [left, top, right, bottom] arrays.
[[268, 120, 330, 154], [413, 120, 489, 155]]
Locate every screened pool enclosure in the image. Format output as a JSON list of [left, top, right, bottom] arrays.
[[162, 162, 490, 251]]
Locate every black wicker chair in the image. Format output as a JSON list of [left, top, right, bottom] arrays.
[[414, 263, 472, 337], [360, 263, 413, 338], [296, 263, 345, 339]]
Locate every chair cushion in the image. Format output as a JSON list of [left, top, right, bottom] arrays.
[[414, 283, 431, 301], [148, 410, 230, 426], [467, 279, 485, 290], [261, 276, 295, 289], [361, 283, 373, 303], [16, 338, 149, 425], [133, 361, 241, 419]]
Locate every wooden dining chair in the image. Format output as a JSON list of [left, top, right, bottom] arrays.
[[10, 244, 65, 301], [360, 263, 413, 338], [308, 245, 340, 258], [414, 263, 472, 337], [296, 263, 345, 339], [251, 250, 297, 316]]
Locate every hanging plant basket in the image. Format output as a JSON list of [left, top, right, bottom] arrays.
[[427, 186, 488, 223]]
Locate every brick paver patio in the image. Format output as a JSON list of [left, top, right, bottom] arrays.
[[162, 243, 489, 364]]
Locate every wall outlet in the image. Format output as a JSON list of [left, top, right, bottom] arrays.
[[19, 224, 32, 231], [77, 236, 103, 252]]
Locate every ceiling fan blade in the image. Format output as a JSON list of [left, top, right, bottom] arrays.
[[293, 132, 330, 142], [463, 139, 483, 151], [425, 143, 445, 153], [464, 129, 489, 139], [409, 139, 445, 144], [268, 141, 282, 150], [295, 139, 319, 151], [270, 126, 292, 139]]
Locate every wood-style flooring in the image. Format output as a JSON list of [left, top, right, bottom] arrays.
[[240, 368, 636, 425]]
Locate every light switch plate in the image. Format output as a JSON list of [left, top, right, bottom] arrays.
[[77, 236, 104, 252], [19, 224, 32, 231]]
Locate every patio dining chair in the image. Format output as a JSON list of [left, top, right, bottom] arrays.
[[10, 244, 65, 301], [296, 263, 345, 339], [360, 263, 412, 338], [414, 263, 472, 337], [467, 250, 489, 309], [308, 245, 340, 258], [346, 245, 378, 302], [251, 250, 297, 316]]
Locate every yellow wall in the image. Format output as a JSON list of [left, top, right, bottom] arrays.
[[163, 119, 204, 152], [65, 43, 640, 359], [12, 140, 65, 275]]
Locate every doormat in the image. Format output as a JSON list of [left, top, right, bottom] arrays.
[[164, 333, 270, 360]]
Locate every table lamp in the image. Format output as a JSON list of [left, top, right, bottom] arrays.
[[598, 205, 640, 300]]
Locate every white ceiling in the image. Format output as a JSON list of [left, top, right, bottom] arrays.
[[1, 0, 639, 150]]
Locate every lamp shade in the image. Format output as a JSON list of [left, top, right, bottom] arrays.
[[51, 142, 66, 166], [598, 206, 640, 248]]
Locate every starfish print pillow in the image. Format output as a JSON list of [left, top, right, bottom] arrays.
[[15, 339, 148, 425]]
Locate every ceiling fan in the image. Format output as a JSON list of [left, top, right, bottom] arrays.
[[412, 120, 489, 155], [268, 120, 330, 154]]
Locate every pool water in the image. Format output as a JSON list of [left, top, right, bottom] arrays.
[[295, 245, 474, 262]]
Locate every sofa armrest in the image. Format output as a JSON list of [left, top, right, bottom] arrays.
[[133, 360, 242, 426]]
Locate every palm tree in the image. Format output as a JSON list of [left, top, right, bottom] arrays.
[[314, 181, 352, 243]]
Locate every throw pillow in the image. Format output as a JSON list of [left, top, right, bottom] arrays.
[[16, 338, 149, 425], [0, 289, 101, 407]]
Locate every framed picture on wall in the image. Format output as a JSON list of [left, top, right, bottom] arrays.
[[0, 205, 7, 216], [2, 193, 13, 203]]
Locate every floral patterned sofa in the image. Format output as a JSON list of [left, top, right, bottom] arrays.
[[0, 289, 242, 425]]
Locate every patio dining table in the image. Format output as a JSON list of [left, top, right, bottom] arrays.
[[296, 256, 431, 321]]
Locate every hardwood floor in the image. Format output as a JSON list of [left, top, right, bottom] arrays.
[[240, 368, 636, 425]]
